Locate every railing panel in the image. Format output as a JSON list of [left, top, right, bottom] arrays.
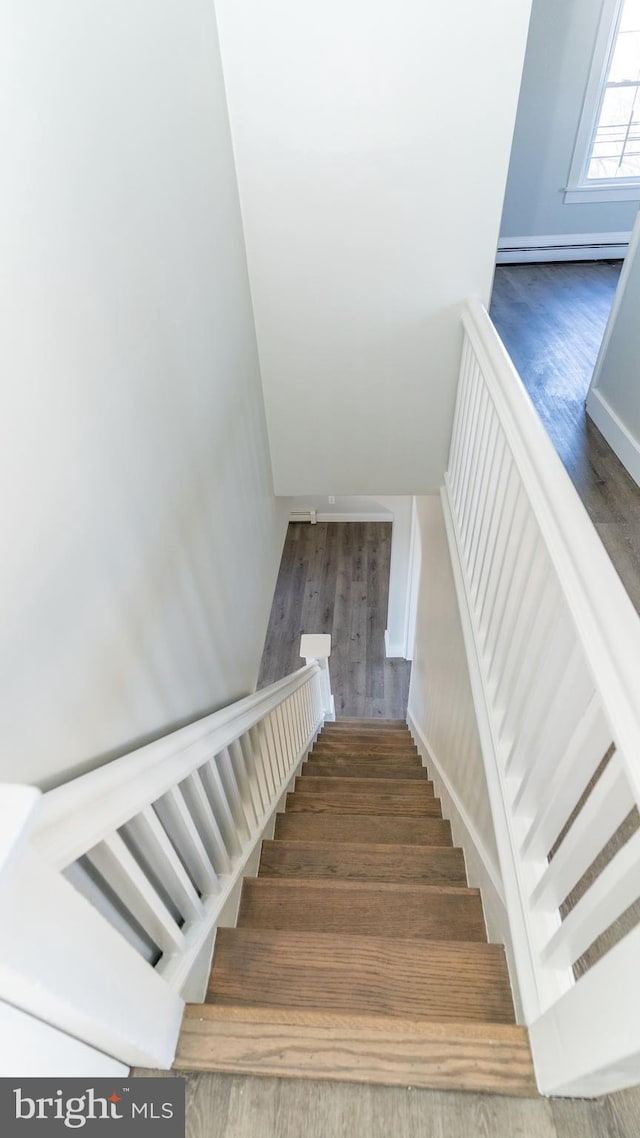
[[444, 297, 640, 1096], [154, 787, 219, 895], [128, 807, 204, 921], [0, 661, 329, 1073], [86, 834, 185, 956], [531, 753, 631, 910]]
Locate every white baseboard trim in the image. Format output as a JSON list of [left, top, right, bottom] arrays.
[[289, 512, 392, 524], [587, 388, 640, 489], [497, 232, 630, 264], [384, 629, 407, 659], [316, 512, 391, 523]]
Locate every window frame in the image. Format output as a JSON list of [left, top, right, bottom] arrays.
[[565, 0, 640, 203]]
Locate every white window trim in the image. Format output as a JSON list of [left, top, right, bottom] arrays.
[[565, 0, 640, 203]]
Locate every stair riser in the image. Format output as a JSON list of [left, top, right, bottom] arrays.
[[312, 741, 417, 753], [307, 753, 422, 767], [285, 794, 442, 817], [302, 764, 428, 780], [317, 734, 413, 745], [324, 719, 408, 729], [294, 777, 435, 796]]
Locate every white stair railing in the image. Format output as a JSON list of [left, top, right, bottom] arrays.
[[443, 296, 640, 1097], [0, 648, 332, 1073]]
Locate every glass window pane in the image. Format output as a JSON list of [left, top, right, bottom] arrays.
[[584, 0, 640, 182], [608, 30, 640, 83], [588, 83, 640, 177], [619, 0, 640, 32]]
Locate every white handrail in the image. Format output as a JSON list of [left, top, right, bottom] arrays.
[[34, 664, 319, 868], [445, 298, 640, 1097]]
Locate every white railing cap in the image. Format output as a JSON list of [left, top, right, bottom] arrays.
[[32, 663, 320, 868], [300, 633, 331, 659]]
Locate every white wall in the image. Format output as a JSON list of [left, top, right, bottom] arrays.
[[215, 0, 532, 494], [407, 498, 509, 959], [0, 1, 289, 788], [587, 210, 640, 487], [500, 0, 639, 243]]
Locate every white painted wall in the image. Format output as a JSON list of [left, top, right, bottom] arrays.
[[215, 0, 532, 494], [376, 497, 414, 660], [0, 1, 289, 788], [407, 498, 512, 977], [587, 210, 640, 487], [500, 0, 639, 242]]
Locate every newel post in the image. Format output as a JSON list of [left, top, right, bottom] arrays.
[[300, 634, 335, 721]]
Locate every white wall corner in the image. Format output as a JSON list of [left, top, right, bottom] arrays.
[[586, 388, 640, 489], [384, 629, 406, 659]]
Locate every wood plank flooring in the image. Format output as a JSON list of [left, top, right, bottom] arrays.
[[257, 521, 411, 718], [135, 1065, 635, 1138], [491, 262, 640, 614]]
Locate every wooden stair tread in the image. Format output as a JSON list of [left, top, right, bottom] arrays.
[[285, 791, 443, 816], [327, 719, 408, 728], [207, 928, 516, 1025], [312, 740, 418, 754], [294, 775, 434, 796], [274, 813, 452, 846], [315, 736, 415, 748], [307, 752, 422, 767], [174, 1005, 537, 1097], [302, 762, 428, 780], [238, 877, 486, 941], [259, 840, 466, 884]]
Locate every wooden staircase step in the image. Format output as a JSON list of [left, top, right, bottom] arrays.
[[174, 1006, 537, 1097], [307, 752, 422, 768], [237, 878, 486, 941], [259, 840, 466, 884], [294, 776, 435, 796], [312, 739, 418, 754], [274, 812, 452, 846], [316, 734, 414, 747], [285, 791, 443, 816], [326, 719, 408, 729], [302, 762, 428, 780], [207, 929, 516, 1025]]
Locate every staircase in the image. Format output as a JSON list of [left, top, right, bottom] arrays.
[[174, 719, 536, 1096]]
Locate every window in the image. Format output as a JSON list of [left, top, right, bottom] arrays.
[[566, 0, 640, 202]]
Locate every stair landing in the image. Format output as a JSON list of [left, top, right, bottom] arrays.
[[174, 719, 537, 1097]]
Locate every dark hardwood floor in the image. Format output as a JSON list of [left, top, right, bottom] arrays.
[[258, 522, 411, 719], [491, 261, 640, 614]]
